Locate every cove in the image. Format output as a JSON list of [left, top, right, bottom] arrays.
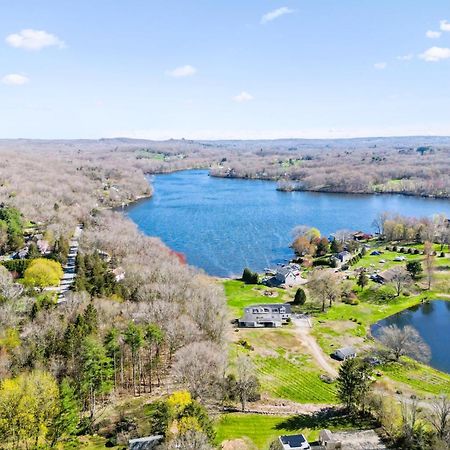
[[371, 300, 450, 373], [125, 170, 450, 277]]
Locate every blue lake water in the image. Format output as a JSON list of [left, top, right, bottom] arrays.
[[125, 170, 450, 277], [371, 300, 450, 373]]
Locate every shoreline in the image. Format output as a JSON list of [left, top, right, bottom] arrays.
[[138, 167, 450, 200]]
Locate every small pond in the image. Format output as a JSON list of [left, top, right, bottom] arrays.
[[371, 300, 450, 373]]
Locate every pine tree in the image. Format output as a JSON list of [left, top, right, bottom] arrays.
[[48, 379, 80, 447]]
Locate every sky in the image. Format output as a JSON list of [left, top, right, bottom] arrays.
[[1, 0, 450, 140]]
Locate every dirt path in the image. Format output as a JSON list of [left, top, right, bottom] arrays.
[[292, 318, 338, 378]]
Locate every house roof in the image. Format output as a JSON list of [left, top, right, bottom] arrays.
[[335, 346, 356, 358], [246, 303, 292, 313], [280, 434, 308, 448]]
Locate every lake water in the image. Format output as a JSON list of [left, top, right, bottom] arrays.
[[371, 300, 450, 373], [125, 170, 450, 277]]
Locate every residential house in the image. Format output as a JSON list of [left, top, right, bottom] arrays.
[[353, 231, 373, 241], [238, 303, 292, 328], [275, 264, 302, 287], [336, 251, 352, 264], [128, 435, 163, 450]]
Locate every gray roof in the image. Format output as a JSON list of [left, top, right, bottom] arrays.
[[334, 347, 356, 358], [246, 303, 292, 313]]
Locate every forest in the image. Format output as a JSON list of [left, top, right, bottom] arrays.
[[0, 141, 228, 448], [0, 138, 449, 449]]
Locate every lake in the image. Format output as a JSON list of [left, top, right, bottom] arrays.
[[371, 300, 450, 373], [125, 170, 450, 277]]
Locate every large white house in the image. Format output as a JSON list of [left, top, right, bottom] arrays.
[[238, 303, 292, 328]]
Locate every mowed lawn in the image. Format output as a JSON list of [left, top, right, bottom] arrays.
[[223, 279, 291, 318], [215, 414, 291, 449], [215, 413, 376, 449]]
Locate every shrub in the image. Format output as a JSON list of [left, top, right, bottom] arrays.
[[293, 287, 306, 305], [242, 268, 258, 284]]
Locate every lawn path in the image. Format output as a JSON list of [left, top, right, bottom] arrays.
[[292, 318, 338, 378]]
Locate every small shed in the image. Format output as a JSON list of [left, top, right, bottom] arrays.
[[332, 346, 357, 361]]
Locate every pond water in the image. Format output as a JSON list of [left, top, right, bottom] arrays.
[[125, 170, 450, 277], [371, 300, 450, 373]]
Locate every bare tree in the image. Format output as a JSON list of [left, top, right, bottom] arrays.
[[235, 355, 260, 411], [400, 395, 420, 448], [161, 430, 213, 450], [377, 324, 431, 363], [424, 241, 435, 290], [172, 341, 226, 401], [428, 395, 450, 443], [308, 269, 342, 311], [0, 266, 23, 300], [388, 267, 411, 297]]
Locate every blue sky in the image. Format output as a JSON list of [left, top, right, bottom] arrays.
[[1, 0, 450, 139]]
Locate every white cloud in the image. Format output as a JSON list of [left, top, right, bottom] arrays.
[[419, 46, 450, 62], [5, 29, 65, 51], [233, 91, 254, 102], [426, 30, 441, 39], [397, 54, 414, 61], [374, 62, 387, 70], [166, 65, 197, 78], [440, 20, 450, 32], [1, 73, 30, 85], [261, 7, 294, 24]]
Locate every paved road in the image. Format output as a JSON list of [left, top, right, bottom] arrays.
[[56, 224, 83, 303]]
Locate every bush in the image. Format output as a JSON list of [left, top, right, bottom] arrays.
[[1, 259, 32, 277], [293, 287, 306, 305], [23, 258, 63, 289], [242, 268, 258, 284]]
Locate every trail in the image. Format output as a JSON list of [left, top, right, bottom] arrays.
[[292, 317, 338, 378]]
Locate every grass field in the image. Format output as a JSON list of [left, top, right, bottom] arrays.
[[231, 326, 337, 405], [215, 413, 375, 449], [256, 355, 337, 404], [381, 360, 450, 396], [224, 279, 291, 317]]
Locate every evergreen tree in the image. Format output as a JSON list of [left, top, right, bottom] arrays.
[[48, 379, 80, 447], [293, 287, 307, 305], [406, 260, 423, 279], [337, 358, 372, 414], [357, 271, 369, 290], [330, 238, 342, 254]]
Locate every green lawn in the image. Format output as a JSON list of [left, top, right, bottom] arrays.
[[381, 360, 450, 396], [256, 355, 337, 404], [224, 279, 291, 318], [215, 413, 375, 449], [231, 327, 337, 405]]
